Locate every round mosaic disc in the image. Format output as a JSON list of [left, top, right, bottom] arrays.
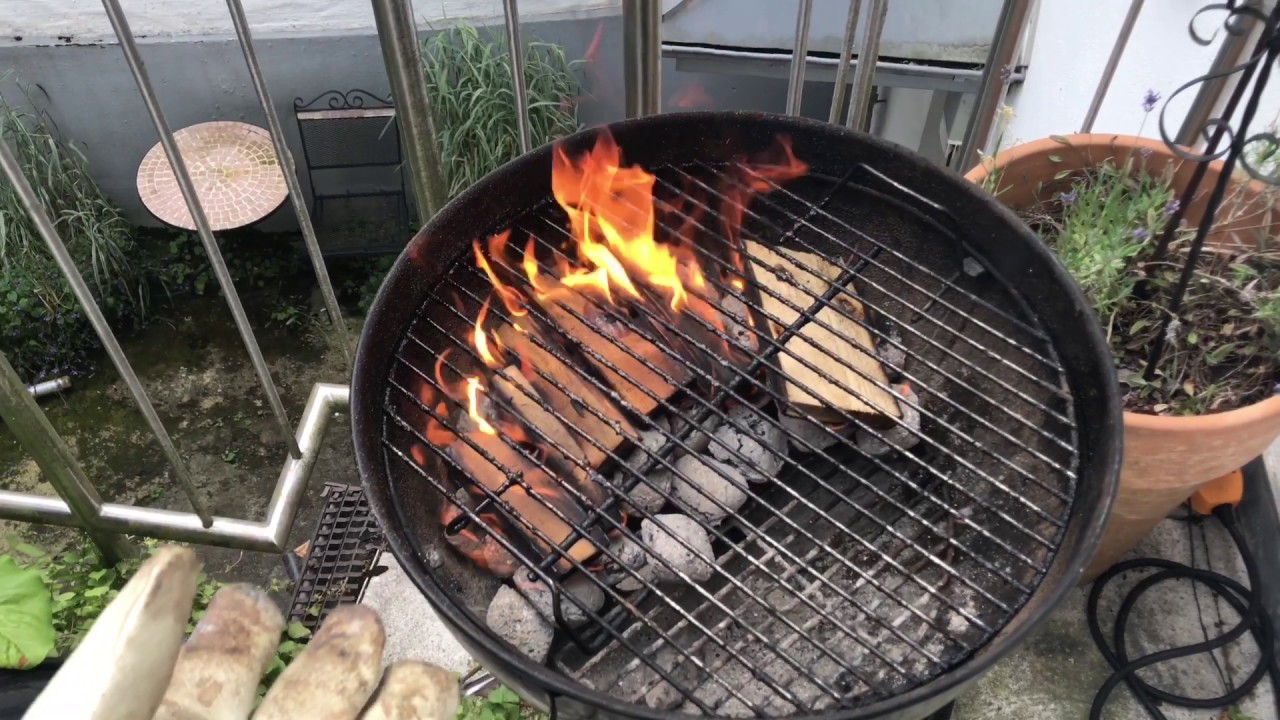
[[137, 121, 288, 231]]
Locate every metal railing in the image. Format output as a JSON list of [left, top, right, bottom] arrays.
[[0, 0, 1050, 563]]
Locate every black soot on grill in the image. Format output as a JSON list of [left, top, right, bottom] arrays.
[[388, 126, 1081, 717]]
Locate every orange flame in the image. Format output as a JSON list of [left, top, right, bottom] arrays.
[[473, 296, 504, 368], [475, 232, 527, 318], [465, 377, 496, 435], [550, 131, 705, 312], [670, 82, 714, 110]]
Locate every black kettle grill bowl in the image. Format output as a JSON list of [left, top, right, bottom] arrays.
[[352, 111, 1121, 720]]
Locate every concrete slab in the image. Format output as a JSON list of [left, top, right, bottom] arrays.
[[953, 517, 1274, 719], [360, 552, 476, 675]]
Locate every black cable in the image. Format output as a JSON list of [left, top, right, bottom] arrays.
[[1087, 506, 1277, 719]]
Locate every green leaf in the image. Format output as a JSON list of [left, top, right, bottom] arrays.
[[0, 556, 55, 669], [1053, 169, 1072, 180], [1048, 154, 1063, 163], [488, 686, 520, 705], [82, 585, 109, 598], [276, 640, 299, 655], [13, 543, 44, 559], [286, 621, 311, 640], [1187, 331, 1199, 345], [1050, 134, 1071, 145]]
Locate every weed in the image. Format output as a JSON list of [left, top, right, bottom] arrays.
[[0, 73, 142, 379], [222, 449, 239, 465], [421, 22, 581, 198], [456, 686, 546, 720]]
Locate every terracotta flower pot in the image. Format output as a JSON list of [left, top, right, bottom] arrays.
[[965, 133, 1280, 582]]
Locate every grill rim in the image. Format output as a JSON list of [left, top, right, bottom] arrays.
[[351, 110, 1122, 720]]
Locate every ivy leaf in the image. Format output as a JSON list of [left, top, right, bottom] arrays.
[[488, 686, 521, 705], [286, 621, 311, 640], [0, 556, 56, 669]]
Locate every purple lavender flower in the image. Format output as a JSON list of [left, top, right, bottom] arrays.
[[1142, 89, 1161, 113], [1163, 198, 1181, 217], [1060, 190, 1077, 205], [1000, 65, 1013, 83], [1140, 147, 1152, 160], [1133, 227, 1150, 241]]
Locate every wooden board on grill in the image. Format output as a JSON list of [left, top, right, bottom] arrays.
[[747, 241, 901, 423]]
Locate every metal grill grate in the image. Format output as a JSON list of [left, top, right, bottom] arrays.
[[378, 160, 1078, 716], [287, 482, 384, 631]]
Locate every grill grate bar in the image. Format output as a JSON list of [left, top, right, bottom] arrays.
[[379, 432, 786, 716], [438, 267, 1044, 605], [393, 339, 954, 693], [440, 266, 1050, 595], [411, 302, 987, 660], [718, 163, 1061, 366], [526, 226, 1069, 536], [651, 172, 1078, 458], [640, 179, 1078, 481], [684, 164, 1070, 397]]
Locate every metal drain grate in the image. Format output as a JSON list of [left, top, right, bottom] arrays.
[[286, 482, 384, 630]]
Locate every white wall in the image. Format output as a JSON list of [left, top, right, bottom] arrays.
[[1004, 0, 1280, 150], [1, 0, 619, 45]]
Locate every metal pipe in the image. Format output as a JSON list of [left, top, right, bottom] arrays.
[[0, 135, 215, 527], [957, 0, 1032, 172], [845, 0, 888, 131], [225, 0, 351, 365], [785, 0, 815, 116], [1081, 0, 1144, 132], [371, 0, 450, 219], [0, 383, 349, 552], [101, 0, 303, 464], [0, 353, 132, 563], [27, 377, 71, 399], [1176, 1, 1267, 147], [502, 0, 532, 154], [623, 0, 662, 118], [829, 0, 863, 124]]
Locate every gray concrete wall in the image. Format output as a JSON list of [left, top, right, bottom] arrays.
[[0, 16, 851, 232]]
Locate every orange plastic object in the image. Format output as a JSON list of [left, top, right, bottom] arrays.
[[1190, 468, 1245, 515]]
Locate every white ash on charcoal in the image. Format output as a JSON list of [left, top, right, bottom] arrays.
[[779, 412, 850, 455], [607, 535, 658, 592], [512, 570, 606, 627], [717, 294, 758, 354], [611, 416, 673, 513], [856, 383, 922, 457], [641, 514, 715, 583], [485, 585, 554, 663], [875, 327, 907, 380], [668, 405, 717, 454], [617, 646, 701, 712], [709, 403, 787, 483], [670, 453, 748, 523]]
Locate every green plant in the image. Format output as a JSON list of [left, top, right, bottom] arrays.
[[456, 686, 545, 720], [8, 537, 309, 702], [0, 554, 55, 669], [0, 73, 141, 379], [222, 449, 240, 465], [421, 22, 582, 198]]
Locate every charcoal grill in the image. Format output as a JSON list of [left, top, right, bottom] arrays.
[[352, 111, 1121, 720]]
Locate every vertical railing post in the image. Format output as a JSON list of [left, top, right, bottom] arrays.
[[102, 0, 303, 462], [623, 0, 662, 118], [957, 0, 1032, 172], [1081, 0, 1145, 133], [830, 0, 863, 124], [846, 0, 889, 132], [225, 0, 351, 364], [785, 0, 815, 116], [0, 132, 214, 526], [371, 0, 450, 219], [503, 0, 533, 154], [0, 353, 133, 564]]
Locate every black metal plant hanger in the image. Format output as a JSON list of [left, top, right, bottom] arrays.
[[1143, 0, 1280, 380]]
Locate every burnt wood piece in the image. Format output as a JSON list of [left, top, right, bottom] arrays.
[[747, 240, 901, 424], [534, 289, 691, 417], [447, 416, 605, 571], [496, 324, 639, 467]]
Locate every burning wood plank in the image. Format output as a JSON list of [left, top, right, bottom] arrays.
[[747, 240, 901, 423], [446, 418, 606, 572], [496, 324, 639, 467], [533, 289, 691, 416]]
